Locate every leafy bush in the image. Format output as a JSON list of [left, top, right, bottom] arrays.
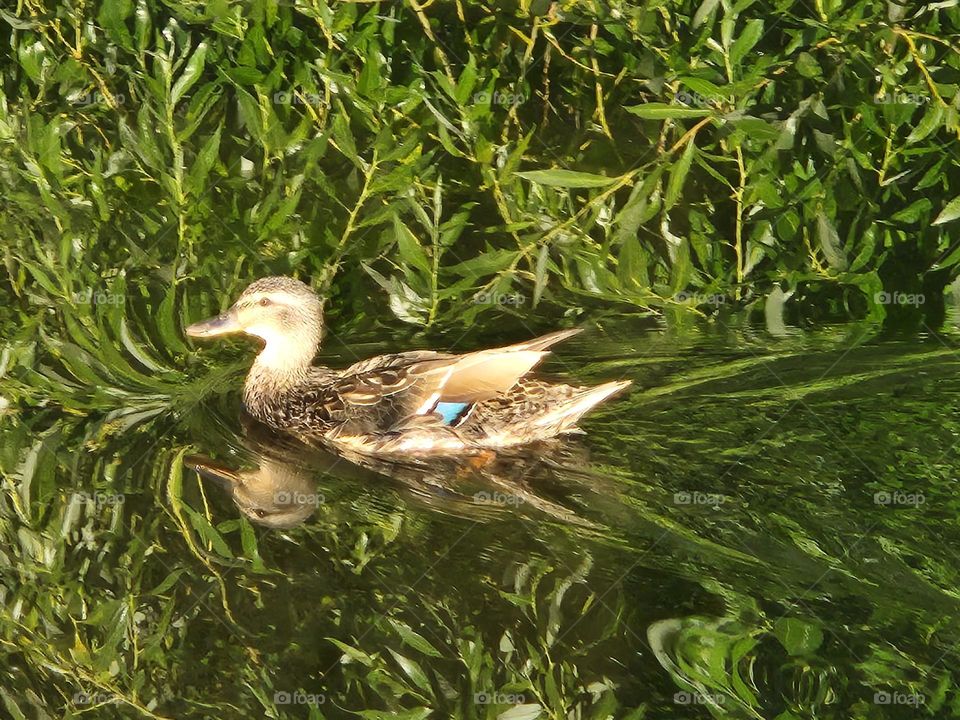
[[3, 0, 960, 338]]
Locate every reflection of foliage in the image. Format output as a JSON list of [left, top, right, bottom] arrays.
[[649, 611, 838, 719], [649, 598, 957, 720], [7, 326, 960, 717], [0, 410, 646, 718], [330, 558, 640, 719]]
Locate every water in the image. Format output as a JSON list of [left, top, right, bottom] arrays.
[[6, 316, 960, 718]]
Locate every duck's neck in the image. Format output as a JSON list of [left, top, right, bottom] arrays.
[[243, 334, 319, 415]]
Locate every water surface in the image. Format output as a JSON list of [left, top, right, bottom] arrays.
[[6, 318, 960, 718]]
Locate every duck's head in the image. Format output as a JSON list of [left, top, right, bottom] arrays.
[[186, 276, 324, 372]]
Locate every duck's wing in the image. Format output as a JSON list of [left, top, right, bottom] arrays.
[[324, 329, 583, 429], [420, 328, 582, 404]]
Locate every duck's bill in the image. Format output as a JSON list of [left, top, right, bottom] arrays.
[[183, 454, 242, 486], [185, 309, 241, 338]]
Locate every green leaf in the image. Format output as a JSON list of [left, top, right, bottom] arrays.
[[849, 224, 878, 272], [618, 237, 648, 290], [239, 516, 266, 572], [389, 620, 444, 658], [0, 689, 27, 720], [183, 506, 233, 558], [907, 105, 944, 144], [533, 244, 549, 307], [731, 116, 780, 142], [795, 52, 821, 78], [186, 125, 222, 196], [624, 104, 712, 119], [134, 0, 152, 52], [393, 216, 432, 277], [678, 76, 723, 98], [773, 618, 824, 656], [816, 213, 848, 270], [97, 0, 133, 49], [358, 44, 383, 97], [222, 66, 264, 85], [332, 108, 360, 166], [83, 598, 124, 627], [514, 169, 616, 188], [358, 710, 432, 720], [729, 19, 763, 67], [363, 264, 429, 325], [149, 569, 187, 595], [447, 250, 516, 279], [0, 9, 38, 29], [387, 649, 432, 693], [454, 54, 479, 104], [890, 198, 931, 224], [327, 638, 376, 666], [665, 141, 696, 210], [692, 0, 720, 27], [171, 42, 208, 106], [933, 195, 960, 225]]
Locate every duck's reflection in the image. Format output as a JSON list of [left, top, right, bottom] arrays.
[[186, 413, 611, 530], [184, 454, 321, 529]]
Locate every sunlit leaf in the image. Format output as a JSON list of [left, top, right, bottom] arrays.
[[515, 169, 617, 188], [933, 195, 960, 225], [624, 104, 712, 119]]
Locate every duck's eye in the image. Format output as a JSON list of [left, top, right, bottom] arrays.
[[258, 297, 272, 307]]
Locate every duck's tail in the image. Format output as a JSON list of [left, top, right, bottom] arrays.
[[530, 380, 631, 434], [479, 379, 631, 447]]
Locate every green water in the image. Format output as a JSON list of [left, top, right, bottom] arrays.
[[6, 316, 960, 718]]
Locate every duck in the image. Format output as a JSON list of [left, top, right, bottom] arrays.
[[185, 276, 629, 455]]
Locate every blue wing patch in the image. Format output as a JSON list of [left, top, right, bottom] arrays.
[[434, 401, 470, 425]]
